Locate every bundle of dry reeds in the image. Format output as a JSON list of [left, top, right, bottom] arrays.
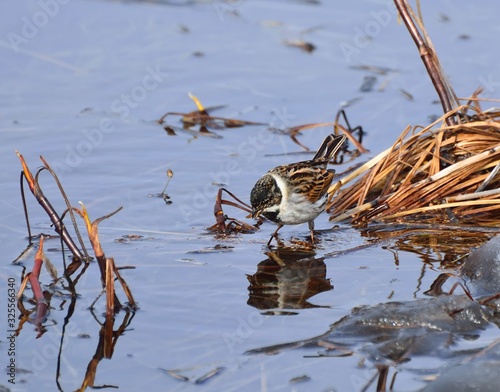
[[327, 0, 500, 227], [328, 103, 500, 225]]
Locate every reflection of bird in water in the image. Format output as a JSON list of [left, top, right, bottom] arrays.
[[250, 134, 346, 246], [246, 248, 333, 314]]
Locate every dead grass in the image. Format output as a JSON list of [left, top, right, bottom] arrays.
[[326, 0, 500, 228], [328, 101, 500, 226]]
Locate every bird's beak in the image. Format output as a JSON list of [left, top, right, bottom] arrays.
[[247, 208, 262, 220]]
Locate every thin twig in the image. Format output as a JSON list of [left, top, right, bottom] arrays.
[[39, 156, 91, 261]]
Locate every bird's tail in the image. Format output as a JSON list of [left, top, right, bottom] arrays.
[[313, 134, 346, 162]]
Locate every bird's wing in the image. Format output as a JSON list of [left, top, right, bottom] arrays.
[[275, 164, 334, 203]]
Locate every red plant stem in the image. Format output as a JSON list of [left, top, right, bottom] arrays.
[[31, 236, 48, 326], [33, 243, 44, 279], [30, 235, 45, 303], [18, 153, 86, 262], [28, 274, 45, 305]]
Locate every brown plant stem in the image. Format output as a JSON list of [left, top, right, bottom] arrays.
[[75, 203, 124, 311], [394, 0, 456, 126], [17, 152, 86, 262], [105, 258, 115, 317], [39, 156, 90, 262]]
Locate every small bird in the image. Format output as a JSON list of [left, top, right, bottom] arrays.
[[250, 134, 346, 246]]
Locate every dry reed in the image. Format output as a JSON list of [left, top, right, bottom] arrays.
[[327, 1, 500, 227]]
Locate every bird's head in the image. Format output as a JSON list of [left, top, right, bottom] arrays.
[[249, 174, 282, 220]]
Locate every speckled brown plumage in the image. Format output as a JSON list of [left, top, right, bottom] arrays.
[[250, 134, 346, 245]]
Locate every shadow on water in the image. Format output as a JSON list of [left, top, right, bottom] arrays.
[[247, 248, 332, 314], [13, 228, 500, 390], [14, 268, 135, 391], [245, 232, 500, 390], [65, 310, 135, 391]]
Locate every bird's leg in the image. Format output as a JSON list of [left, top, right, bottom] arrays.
[[308, 220, 316, 243], [267, 223, 284, 247]]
